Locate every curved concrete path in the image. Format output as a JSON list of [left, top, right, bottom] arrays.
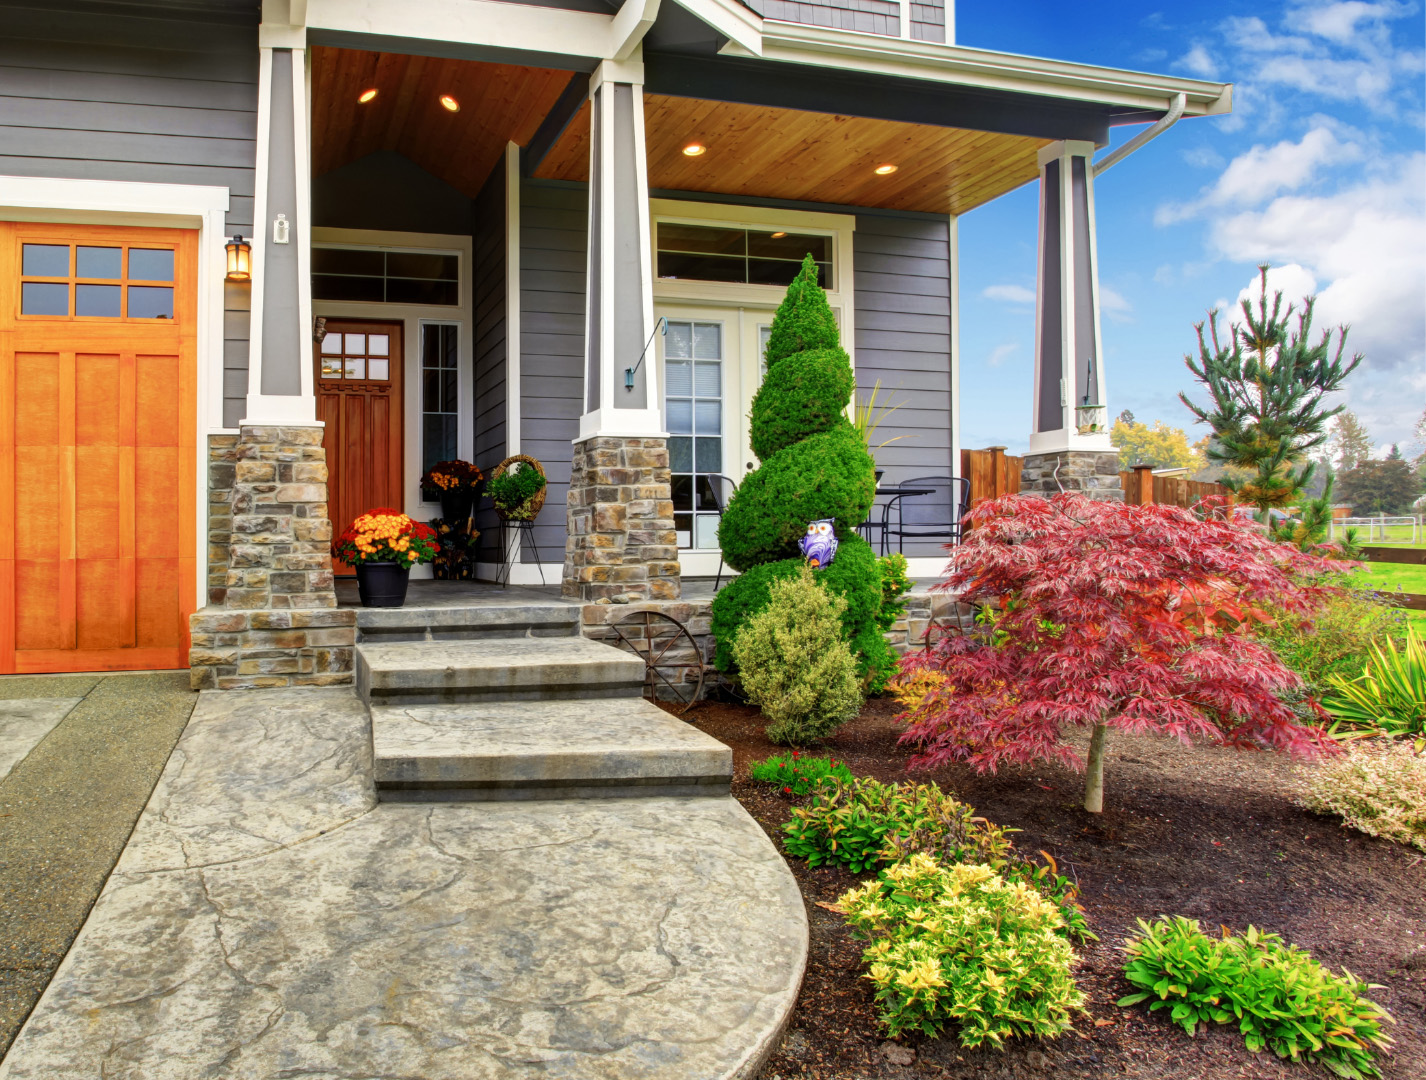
[[0, 688, 807, 1080]]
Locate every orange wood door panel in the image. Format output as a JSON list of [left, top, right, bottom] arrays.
[[316, 319, 403, 575], [0, 222, 197, 674]]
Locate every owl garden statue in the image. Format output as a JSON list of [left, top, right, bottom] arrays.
[[799, 519, 839, 568]]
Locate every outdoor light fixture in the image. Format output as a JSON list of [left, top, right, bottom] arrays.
[[225, 235, 251, 282], [625, 317, 668, 391], [1075, 356, 1107, 434], [770, 231, 787, 238], [358, 88, 378, 103], [874, 163, 898, 175], [439, 94, 460, 112], [682, 143, 706, 157]]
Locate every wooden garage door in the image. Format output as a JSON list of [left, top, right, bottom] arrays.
[[0, 222, 197, 673]]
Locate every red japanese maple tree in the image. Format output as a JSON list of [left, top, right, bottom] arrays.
[[897, 492, 1339, 812]]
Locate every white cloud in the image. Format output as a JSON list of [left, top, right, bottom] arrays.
[[1100, 286, 1134, 324], [1175, 44, 1220, 78], [987, 343, 1019, 367], [982, 284, 1036, 304], [1234, 263, 1320, 310], [1286, 0, 1414, 46], [1182, 145, 1226, 169]]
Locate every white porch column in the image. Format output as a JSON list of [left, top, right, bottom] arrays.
[[1023, 140, 1121, 499], [243, 44, 316, 425], [578, 53, 663, 441]]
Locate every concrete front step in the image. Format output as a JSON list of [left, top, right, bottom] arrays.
[[371, 696, 733, 801], [355, 601, 580, 643], [356, 636, 645, 705]]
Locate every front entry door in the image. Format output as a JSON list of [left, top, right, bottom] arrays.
[[316, 319, 403, 574]]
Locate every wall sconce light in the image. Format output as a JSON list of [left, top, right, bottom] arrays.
[[625, 317, 668, 391], [225, 235, 252, 282]]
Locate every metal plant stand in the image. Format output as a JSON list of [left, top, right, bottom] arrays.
[[606, 609, 705, 713], [495, 519, 544, 588]]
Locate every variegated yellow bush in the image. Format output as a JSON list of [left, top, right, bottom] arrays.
[[1298, 741, 1426, 852]]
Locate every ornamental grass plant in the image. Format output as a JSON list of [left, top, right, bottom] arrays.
[[837, 855, 1084, 1045]]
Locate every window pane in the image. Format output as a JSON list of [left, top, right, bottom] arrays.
[[76, 284, 121, 317], [77, 246, 121, 279], [748, 232, 829, 262], [667, 399, 693, 434], [368, 358, 389, 381], [423, 414, 457, 471], [657, 223, 745, 256], [321, 333, 342, 354], [675, 516, 692, 549], [21, 281, 68, 315], [665, 322, 692, 361], [747, 258, 830, 288], [312, 274, 383, 302], [694, 514, 720, 550], [692, 323, 721, 360], [441, 324, 458, 366], [694, 400, 721, 433], [368, 334, 389, 356], [385, 278, 458, 305], [695, 475, 721, 511], [664, 358, 691, 396], [320, 358, 342, 378], [311, 247, 384, 276], [344, 358, 365, 379], [695, 436, 721, 472], [127, 248, 175, 282], [440, 367, 457, 412], [693, 361, 721, 397], [656, 252, 745, 283], [386, 251, 458, 280], [344, 334, 366, 354], [668, 436, 692, 472], [127, 285, 173, 318], [423, 368, 441, 410], [670, 474, 693, 511], [22, 244, 68, 277]]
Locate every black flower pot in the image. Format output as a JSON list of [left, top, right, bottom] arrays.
[[440, 489, 475, 525], [355, 561, 410, 608]]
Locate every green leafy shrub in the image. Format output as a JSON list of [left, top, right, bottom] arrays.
[[762, 261, 840, 365], [1322, 627, 1426, 750], [1119, 916, 1393, 1078], [837, 855, 1084, 1044], [1298, 741, 1426, 851], [731, 565, 863, 745], [875, 552, 912, 634], [786, 775, 1092, 939], [748, 749, 855, 796], [1256, 580, 1407, 704], [487, 462, 546, 516]]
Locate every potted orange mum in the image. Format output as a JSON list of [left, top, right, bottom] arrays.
[[333, 508, 439, 608]]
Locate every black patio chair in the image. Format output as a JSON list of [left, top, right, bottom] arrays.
[[701, 474, 738, 591], [881, 476, 971, 555]]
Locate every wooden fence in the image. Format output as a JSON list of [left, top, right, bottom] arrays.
[[960, 447, 1023, 508], [1119, 465, 1231, 509]]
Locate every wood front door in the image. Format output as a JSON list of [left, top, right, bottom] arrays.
[[315, 319, 403, 574], [0, 221, 198, 673]]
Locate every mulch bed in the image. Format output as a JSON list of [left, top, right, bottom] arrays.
[[677, 697, 1426, 1080]]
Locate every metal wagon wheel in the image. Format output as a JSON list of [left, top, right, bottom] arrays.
[[607, 609, 705, 714]]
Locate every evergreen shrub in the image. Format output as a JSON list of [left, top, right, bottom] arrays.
[[749, 348, 856, 460], [1298, 741, 1426, 852], [731, 565, 863, 745]]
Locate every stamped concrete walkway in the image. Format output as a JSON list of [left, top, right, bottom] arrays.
[[0, 686, 808, 1079]]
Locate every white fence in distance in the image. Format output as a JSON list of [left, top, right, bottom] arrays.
[[1328, 516, 1422, 544]]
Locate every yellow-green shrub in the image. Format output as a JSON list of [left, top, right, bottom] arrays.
[[1298, 741, 1426, 852], [836, 855, 1084, 1044]]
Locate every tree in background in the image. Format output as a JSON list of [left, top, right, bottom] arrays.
[[1111, 417, 1209, 472], [896, 493, 1336, 813], [1336, 455, 1421, 516], [1328, 410, 1374, 472], [1413, 409, 1426, 481], [1180, 266, 1362, 521], [1116, 408, 1136, 425]]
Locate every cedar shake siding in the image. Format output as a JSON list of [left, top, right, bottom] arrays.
[[0, 0, 261, 428], [741, 0, 946, 43]]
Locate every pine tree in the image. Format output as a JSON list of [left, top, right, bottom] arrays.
[[1180, 265, 1362, 520], [711, 256, 892, 688], [1328, 410, 1373, 472]]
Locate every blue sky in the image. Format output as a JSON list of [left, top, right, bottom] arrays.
[[952, 0, 1426, 457]]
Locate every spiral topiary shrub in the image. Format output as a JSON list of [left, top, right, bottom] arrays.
[[714, 254, 889, 688]]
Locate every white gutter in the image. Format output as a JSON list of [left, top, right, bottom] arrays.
[[1092, 92, 1186, 176]]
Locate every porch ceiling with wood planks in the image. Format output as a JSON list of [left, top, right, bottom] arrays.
[[533, 96, 1051, 216], [310, 47, 574, 197]]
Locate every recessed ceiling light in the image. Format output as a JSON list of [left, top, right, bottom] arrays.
[[874, 163, 898, 175], [770, 231, 787, 238], [440, 95, 460, 112], [358, 88, 378, 104], [682, 143, 706, 157]]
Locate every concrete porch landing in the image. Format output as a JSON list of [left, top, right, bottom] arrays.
[[0, 688, 807, 1080]]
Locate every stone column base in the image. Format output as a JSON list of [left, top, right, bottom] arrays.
[[1020, 449, 1123, 501], [188, 607, 356, 690], [562, 436, 681, 602]]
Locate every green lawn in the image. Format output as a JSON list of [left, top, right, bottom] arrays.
[[1353, 561, 1426, 595]]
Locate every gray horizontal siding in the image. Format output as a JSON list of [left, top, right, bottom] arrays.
[[472, 166, 508, 564], [0, 0, 261, 428], [519, 181, 587, 563], [854, 213, 954, 558]]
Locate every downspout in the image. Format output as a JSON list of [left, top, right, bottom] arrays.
[[1091, 92, 1186, 176]]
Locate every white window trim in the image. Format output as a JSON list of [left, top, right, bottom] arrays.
[[311, 227, 473, 576], [0, 173, 231, 608]]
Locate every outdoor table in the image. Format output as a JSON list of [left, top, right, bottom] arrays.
[[859, 483, 935, 554]]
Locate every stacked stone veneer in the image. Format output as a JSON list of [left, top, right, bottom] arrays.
[[562, 436, 681, 602], [189, 424, 356, 690], [880, 590, 977, 654], [1020, 449, 1124, 501]]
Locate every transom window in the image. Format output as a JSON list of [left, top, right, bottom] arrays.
[[312, 246, 459, 306], [320, 331, 391, 381], [665, 319, 724, 550], [656, 224, 832, 289], [19, 242, 175, 318]]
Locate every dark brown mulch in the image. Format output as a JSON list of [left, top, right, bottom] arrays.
[[678, 697, 1426, 1080]]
